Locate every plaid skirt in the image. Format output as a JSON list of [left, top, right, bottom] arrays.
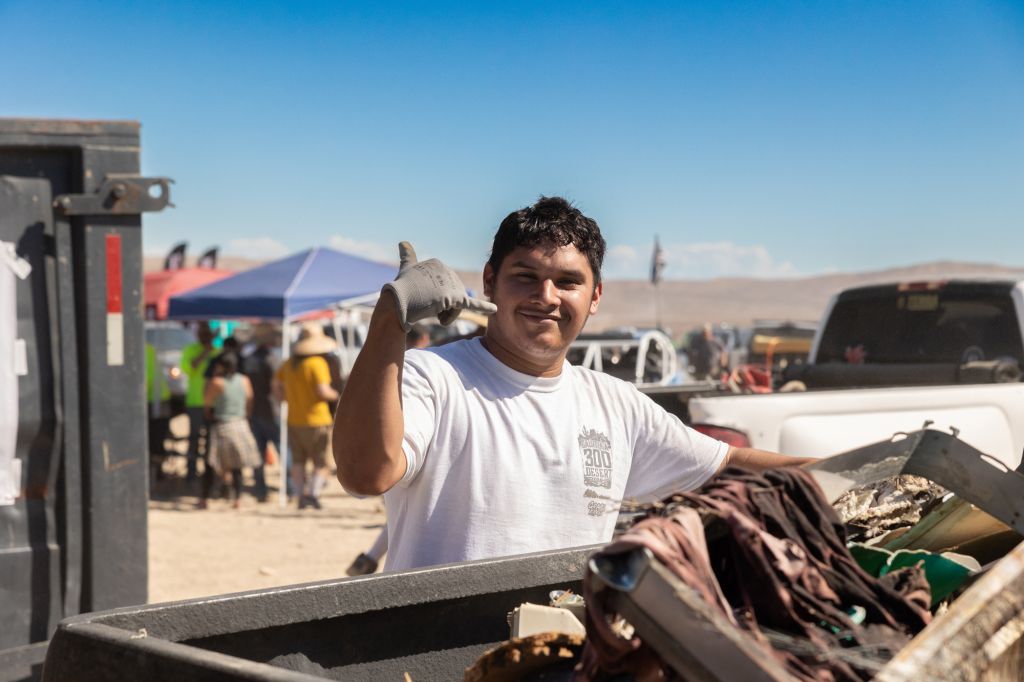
[[208, 419, 262, 472]]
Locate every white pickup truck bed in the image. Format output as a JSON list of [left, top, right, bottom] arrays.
[[688, 279, 1024, 469], [689, 382, 1024, 469]]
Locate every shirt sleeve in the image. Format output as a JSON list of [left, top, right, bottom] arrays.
[[397, 351, 438, 487], [622, 384, 728, 501], [309, 356, 331, 385]]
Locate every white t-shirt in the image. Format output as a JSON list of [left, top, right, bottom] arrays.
[[383, 337, 728, 571]]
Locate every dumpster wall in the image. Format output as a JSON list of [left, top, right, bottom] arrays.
[[44, 546, 595, 681], [0, 119, 152, 680]]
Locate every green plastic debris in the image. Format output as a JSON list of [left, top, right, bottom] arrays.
[[849, 544, 980, 607]]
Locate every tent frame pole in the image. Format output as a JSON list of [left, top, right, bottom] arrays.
[[278, 316, 290, 509]]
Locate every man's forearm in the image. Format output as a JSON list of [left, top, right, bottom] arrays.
[[332, 294, 408, 495], [720, 446, 816, 472]]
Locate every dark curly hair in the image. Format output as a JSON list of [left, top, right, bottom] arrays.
[[487, 196, 606, 284]]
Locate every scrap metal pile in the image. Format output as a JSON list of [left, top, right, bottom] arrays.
[[466, 430, 1024, 681]]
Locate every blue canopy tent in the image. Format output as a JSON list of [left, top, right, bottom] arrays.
[[168, 246, 397, 506], [167, 247, 397, 321]]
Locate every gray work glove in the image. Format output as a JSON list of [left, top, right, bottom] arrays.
[[382, 241, 497, 330]]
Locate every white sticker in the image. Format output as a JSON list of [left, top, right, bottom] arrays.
[[0, 242, 32, 280], [0, 457, 20, 506], [107, 312, 124, 366], [13, 338, 27, 376]]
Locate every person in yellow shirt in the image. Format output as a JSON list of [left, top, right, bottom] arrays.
[[274, 323, 339, 509]]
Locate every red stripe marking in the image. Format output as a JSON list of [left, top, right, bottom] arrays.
[[106, 234, 123, 314]]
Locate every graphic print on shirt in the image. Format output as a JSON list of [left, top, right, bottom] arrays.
[[579, 427, 612, 489], [583, 488, 614, 517]]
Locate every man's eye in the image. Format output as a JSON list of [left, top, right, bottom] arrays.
[[558, 280, 580, 288], [515, 273, 536, 281]]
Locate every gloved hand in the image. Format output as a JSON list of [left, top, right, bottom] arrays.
[[382, 241, 497, 331]]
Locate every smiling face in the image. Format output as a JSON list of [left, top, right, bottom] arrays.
[[482, 243, 602, 376]]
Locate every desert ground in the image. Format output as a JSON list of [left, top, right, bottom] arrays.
[[148, 418, 385, 604]]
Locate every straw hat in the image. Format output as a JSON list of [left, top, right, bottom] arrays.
[[459, 309, 491, 329], [292, 322, 337, 356]]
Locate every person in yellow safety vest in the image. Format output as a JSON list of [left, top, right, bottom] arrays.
[[146, 343, 172, 468], [181, 323, 218, 481]]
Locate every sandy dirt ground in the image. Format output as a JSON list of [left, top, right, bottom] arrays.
[[148, 418, 385, 604]]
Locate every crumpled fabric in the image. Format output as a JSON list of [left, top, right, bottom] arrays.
[[574, 467, 933, 682]]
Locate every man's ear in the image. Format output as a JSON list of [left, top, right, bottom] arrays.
[[483, 263, 495, 299], [590, 281, 603, 315]]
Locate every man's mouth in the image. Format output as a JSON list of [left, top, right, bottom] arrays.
[[520, 309, 562, 324]]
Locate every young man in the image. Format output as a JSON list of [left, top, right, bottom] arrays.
[[334, 196, 810, 571]]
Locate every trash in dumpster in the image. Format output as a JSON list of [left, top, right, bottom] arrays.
[[507, 603, 586, 639], [576, 467, 932, 682], [563, 429, 1024, 681], [504, 589, 588, 640], [874, 494, 1019, 562], [848, 544, 979, 606], [833, 474, 948, 543], [548, 590, 587, 624], [463, 632, 585, 682]]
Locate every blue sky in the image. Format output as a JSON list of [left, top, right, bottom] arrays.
[[3, 1, 1023, 279]]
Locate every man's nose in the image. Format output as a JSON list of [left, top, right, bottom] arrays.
[[536, 279, 559, 305]]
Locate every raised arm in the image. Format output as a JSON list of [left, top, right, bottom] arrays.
[[333, 296, 409, 495], [719, 446, 816, 472], [332, 241, 496, 496]]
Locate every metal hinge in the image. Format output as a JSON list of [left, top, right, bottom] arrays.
[[53, 174, 174, 215]]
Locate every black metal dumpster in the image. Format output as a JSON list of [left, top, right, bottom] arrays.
[[41, 546, 594, 681], [0, 119, 170, 682]]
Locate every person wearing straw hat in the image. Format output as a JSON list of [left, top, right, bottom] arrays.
[[274, 322, 339, 509]]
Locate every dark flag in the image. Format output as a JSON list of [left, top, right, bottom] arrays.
[[197, 247, 219, 269], [650, 236, 666, 285], [164, 242, 187, 271]]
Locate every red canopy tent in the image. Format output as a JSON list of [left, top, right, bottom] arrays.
[[144, 268, 234, 320]]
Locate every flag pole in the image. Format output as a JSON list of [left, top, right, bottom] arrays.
[[654, 281, 661, 330], [650, 235, 665, 331]]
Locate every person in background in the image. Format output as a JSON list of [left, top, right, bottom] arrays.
[[205, 336, 240, 379], [180, 322, 217, 481], [690, 322, 727, 380], [145, 342, 171, 479], [205, 336, 272, 501], [201, 352, 262, 509], [274, 323, 339, 510], [345, 322, 432, 575], [242, 331, 280, 503]]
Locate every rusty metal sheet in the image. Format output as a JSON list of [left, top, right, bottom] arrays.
[[807, 428, 1024, 537], [588, 548, 795, 682]]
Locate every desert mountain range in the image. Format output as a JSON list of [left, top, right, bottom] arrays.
[[143, 255, 1024, 342]]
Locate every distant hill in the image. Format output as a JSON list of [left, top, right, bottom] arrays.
[[143, 255, 266, 273], [586, 262, 1024, 341], [143, 255, 1024, 341]]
